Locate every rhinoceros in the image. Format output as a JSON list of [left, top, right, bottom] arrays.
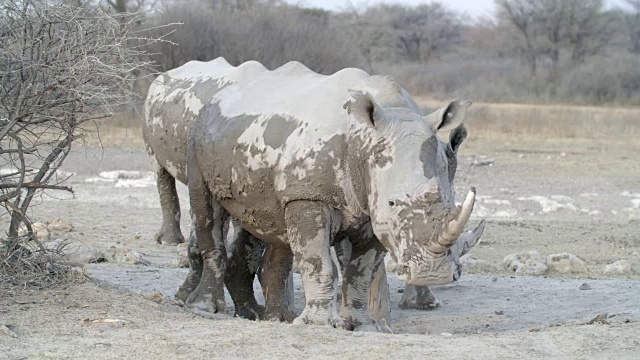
[[142, 58, 482, 320], [144, 58, 479, 330]]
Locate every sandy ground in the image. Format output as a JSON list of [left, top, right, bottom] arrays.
[[1, 131, 640, 359]]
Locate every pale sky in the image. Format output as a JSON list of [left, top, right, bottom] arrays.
[[286, 0, 630, 19]]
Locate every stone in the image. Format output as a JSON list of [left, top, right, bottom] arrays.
[[109, 246, 150, 265], [47, 239, 106, 264], [175, 243, 189, 268], [604, 260, 634, 274], [579, 283, 591, 290], [47, 218, 74, 232], [144, 292, 164, 304], [503, 250, 548, 275], [460, 254, 498, 273], [545, 253, 587, 274], [18, 222, 50, 241]]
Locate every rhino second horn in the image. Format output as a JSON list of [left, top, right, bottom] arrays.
[[433, 187, 476, 252]]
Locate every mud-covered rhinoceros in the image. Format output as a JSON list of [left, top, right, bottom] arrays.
[[144, 58, 480, 329], [142, 58, 482, 319]]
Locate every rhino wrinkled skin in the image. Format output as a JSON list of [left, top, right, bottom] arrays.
[[144, 58, 479, 330]]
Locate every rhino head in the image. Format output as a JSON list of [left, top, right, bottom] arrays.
[[345, 93, 476, 286]]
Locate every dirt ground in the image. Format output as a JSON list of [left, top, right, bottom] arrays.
[[1, 127, 640, 359]]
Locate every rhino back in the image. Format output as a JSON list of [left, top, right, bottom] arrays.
[[143, 58, 267, 182], [189, 62, 415, 240]]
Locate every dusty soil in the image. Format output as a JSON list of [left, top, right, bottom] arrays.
[[1, 129, 640, 359]]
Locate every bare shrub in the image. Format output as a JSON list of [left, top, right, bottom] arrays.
[[0, 0, 162, 287], [146, 1, 365, 74], [557, 54, 640, 105]]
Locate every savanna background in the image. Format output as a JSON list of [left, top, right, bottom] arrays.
[[1, 0, 639, 358]]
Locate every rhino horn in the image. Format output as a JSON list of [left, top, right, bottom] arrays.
[[429, 187, 476, 253], [458, 219, 485, 257]]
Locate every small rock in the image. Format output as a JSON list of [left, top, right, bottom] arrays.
[[545, 253, 587, 274], [492, 277, 498, 282], [503, 251, 548, 275], [109, 246, 149, 265], [0, 325, 17, 338], [604, 260, 634, 274], [460, 254, 498, 272], [495, 310, 504, 315], [47, 218, 74, 232], [144, 292, 164, 304], [46, 239, 106, 264], [472, 156, 495, 166], [579, 283, 592, 290], [171, 243, 189, 268], [18, 222, 50, 241], [440, 332, 453, 337], [587, 313, 610, 325]]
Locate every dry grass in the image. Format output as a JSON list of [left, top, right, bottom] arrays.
[[416, 96, 640, 141], [0, 237, 86, 290], [78, 113, 145, 148], [87, 100, 640, 147]]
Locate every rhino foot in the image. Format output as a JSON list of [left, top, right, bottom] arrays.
[[175, 271, 201, 304], [154, 226, 184, 246], [175, 286, 191, 305], [185, 269, 226, 314], [186, 288, 226, 314], [175, 250, 203, 304], [353, 324, 379, 332], [293, 304, 345, 329], [263, 305, 296, 322], [398, 285, 441, 310], [234, 302, 264, 321]]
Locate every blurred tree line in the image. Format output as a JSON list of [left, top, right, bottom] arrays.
[[96, 0, 640, 105]]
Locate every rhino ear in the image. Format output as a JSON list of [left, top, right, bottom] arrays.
[[343, 91, 382, 128], [449, 124, 467, 154], [424, 100, 471, 132]]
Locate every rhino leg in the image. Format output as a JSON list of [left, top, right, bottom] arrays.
[[153, 166, 185, 245], [184, 162, 228, 314], [368, 259, 391, 327], [340, 237, 386, 332], [258, 243, 296, 322], [286, 201, 343, 328], [225, 225, 265, 320], [399, 285, 441, 310], [175, 220, 203, 303]]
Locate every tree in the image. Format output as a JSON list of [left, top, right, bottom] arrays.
[[360, 3, 462, 63], [626, 0, 640, 54], [145, 0, 364, 74], [0, 0, 161, 283], [496, 0, 616, 80]]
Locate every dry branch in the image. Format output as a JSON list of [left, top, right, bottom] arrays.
[[0, 0, 170, 287]]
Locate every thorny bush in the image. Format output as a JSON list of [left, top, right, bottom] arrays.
[[0, 0, 170, 288]]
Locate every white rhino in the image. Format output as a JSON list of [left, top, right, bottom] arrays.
[[144, 58, 480, 330]]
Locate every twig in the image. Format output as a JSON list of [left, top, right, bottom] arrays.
[[0, 182, 74, 193]]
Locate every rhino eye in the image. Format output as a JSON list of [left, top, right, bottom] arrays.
[[388, 200, 396, 206]]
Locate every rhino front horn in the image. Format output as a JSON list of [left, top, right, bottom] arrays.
[[431, 187, 477, 253]]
